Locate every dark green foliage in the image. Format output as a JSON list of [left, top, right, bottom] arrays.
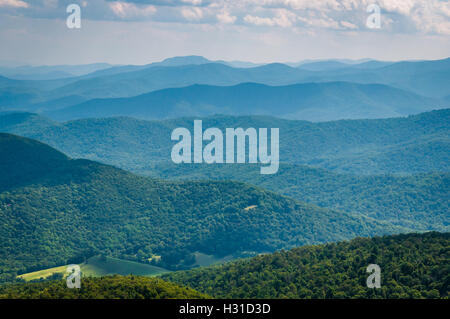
[[163, 232, 450, 299], [0, 132, 68, 191], [0, 134, 398, 283], [1, 111, 447, 231], [0, 275, 209, 299], [150, 162, 449, 231]]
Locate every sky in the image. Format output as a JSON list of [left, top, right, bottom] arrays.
[[0, 0, 449, 65]]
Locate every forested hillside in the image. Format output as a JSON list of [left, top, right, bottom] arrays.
[[150, 162, 449, 232], [0, 275, 208, 299], [1, 109, 448, 175], [163, 232, 450, 299], [1, 111, 447, 232], [0, 133, 398, 283]]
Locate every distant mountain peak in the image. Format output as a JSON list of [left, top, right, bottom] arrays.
[[159, 56, 212, 66]]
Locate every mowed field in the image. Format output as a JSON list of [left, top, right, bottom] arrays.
[[17, 265, 69, 282], [18, 256, 170, 281]]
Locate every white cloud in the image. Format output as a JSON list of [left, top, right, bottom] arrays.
[[236, 0, 450, 34], [297, 15, 340, 29], [181, 7, 203, 20], [378, 0, 416, 15], [217, 10, 236, 24], [1, 0, 449, 35], [109, 1, 157, 18], [273, 8, 297, 27], [1, 8, 449, 66], [244, 9, 297, 27], [244, 15, 276, 27], [408, 1, 450, 35], [0, 0, 28, 8]]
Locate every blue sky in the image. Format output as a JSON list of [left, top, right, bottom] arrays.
[[0, 0, 449, 65]]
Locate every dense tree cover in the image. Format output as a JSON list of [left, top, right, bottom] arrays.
[[150, 162, 449, 232], [0, 275, 209, 299], [0, 132, 69, 191], [0, 134, 398, 283], [163, 232, 450, 299], [1, 112, 447, 232], [1, 109, 448, 175]]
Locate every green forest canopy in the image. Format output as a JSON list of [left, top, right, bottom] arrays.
[[1, 109, 448, 175], [0, 133, 398, 283], [163, 232, 449, 299], [0, 275, 209, 299]]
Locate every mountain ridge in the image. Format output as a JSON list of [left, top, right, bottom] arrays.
[[2, 109, 448, 175], [1, 57, 449, 113], [45, 81, 447, 122]]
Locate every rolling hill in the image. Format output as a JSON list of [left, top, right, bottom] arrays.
[[46, 62, 300, 100], [294, 58, 450, 98], [17, 255, 170, 282], [163, 232, 450, 299], [1, 110, 448, 175], [77, 56, 213, 80], [1, 112, 446, 232], [0, 133, 398, 283], [45, 82, 446, 122], [294, 60, 393, 71], [148, 162, 450, 232]]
